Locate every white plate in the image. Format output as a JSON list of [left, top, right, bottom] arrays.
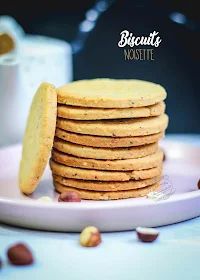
[[0, 140, 200, 232]]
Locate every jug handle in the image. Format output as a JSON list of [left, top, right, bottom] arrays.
[[71, 0, 115, 54]]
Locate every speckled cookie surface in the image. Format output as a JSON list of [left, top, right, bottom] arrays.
[[54, 181, 160, 200], [53, 174, 161, 191], [55, 128, 164, 148], [19, 83, 57, 194], [57, 102, 165, 120], [52, 148, 163, 171], [50, 160, 162, 181], [57, 79, 167, 108], [56, 114, 168, 137], [53, 139, 158, 160]]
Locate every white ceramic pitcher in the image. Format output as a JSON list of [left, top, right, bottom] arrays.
[[0, 35, 72, 146]]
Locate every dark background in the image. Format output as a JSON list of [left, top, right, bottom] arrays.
[[1, 0, 200, 133]]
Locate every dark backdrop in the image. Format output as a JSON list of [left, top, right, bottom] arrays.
[[1, 0, 200, 133]]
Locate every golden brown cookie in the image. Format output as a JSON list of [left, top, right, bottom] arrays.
[[53, 174, 161, 191], [53, 139, 158, 160], [54, 181, 160, 200], [57, 102, 165, 120], [52, 148, 163, 171], [50, 160, 162, 181], [57, 79, 167, 108], [56, 114, 168, 137], [19, 83, 57, 194], [55, 128, 164, 148]]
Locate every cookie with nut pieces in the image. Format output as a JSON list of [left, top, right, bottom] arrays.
[[57, 78, 167, 108], [56, 114, 168, 137], [54, 181, 160, 200], [55, 128, 164, 148], [57, 102, 165, 120], [53, 139, 158, 160], [19, 83, 57, 194], [53, 175, 161, 191], [52, 148, 163, 171], [50, 159, 162, 181]]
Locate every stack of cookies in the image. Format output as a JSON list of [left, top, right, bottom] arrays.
[[50, 79, 168, 200]]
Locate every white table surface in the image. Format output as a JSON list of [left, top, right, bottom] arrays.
[[0, 134, 200, 280]]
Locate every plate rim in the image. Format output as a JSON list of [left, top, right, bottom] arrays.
[[0, 189, 200, 211], [0, 141, 200, 211]]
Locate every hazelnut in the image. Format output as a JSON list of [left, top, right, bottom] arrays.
[[7, 243, 34, 265], [58, 191, 81, 202], [197, 179, 200, 189], [136, 227, 159, 242], [80, 226, 102, 247]]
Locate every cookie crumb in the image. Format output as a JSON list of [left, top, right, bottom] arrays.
[[37, 196, 52, 202]]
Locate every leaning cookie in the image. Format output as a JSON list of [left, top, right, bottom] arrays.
[[19, 83, 57, 194], [54, 181, 160, 200]]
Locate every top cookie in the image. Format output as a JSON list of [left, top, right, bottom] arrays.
[[57, 79, 167, 108], [19, 83, 57, 194]]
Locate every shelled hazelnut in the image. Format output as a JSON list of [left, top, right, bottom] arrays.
[[58, 191, 81, 202], [80, 226, 102, 247]]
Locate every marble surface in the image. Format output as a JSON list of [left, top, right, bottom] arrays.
[[0, 134, 200, 280]]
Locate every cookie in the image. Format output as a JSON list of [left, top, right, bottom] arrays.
[[53, 139, 158, 160], [53, 174, 161, 191], [52, 148, 163, 171], [57, 79, 167, 108], [56, 114, 168, 137], [57, 102, 165, 120], [50, 160, 162, 181], [54, 181, 160, 200], [55, 128, 164, 148], [19, 83, 57, 194]]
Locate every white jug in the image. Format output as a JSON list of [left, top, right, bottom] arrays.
[[0, 35, 72, 146]]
